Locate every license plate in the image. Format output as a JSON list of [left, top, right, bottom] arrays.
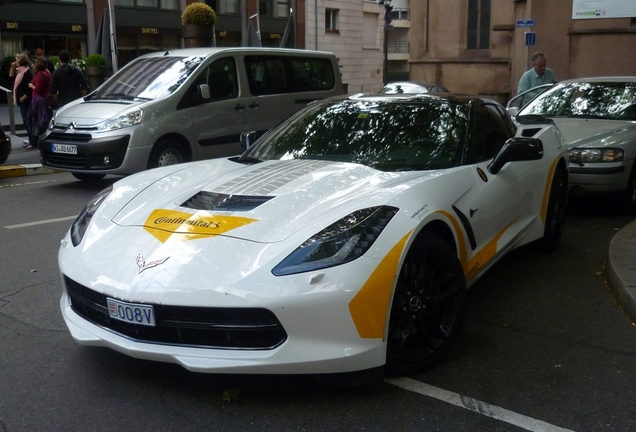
[[51, 143, 78, 154], [107, 298, 156, 326]]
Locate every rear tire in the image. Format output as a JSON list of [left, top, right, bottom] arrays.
[[71, 172, 106, 182], [385, 232, 466, 376], [538, 167, 567, 251], [148, 139, 188, 169]]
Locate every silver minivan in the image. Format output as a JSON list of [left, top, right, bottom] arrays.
[[41, 47, 344, 181]]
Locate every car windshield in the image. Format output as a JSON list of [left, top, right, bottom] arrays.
[[92, 56, 205, 101], [244, 98, 468, 171], [519, 81, 636, 120]]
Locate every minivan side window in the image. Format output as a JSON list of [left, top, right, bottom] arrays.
[[177, 57, 238, 109], [245, 55, 335, 96]]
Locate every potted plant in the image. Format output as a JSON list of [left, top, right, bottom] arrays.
[[85, 53, 107, 91], [181, 2, 217, 48]]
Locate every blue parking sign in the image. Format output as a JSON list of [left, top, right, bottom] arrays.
[[525, 32, 537, 46]]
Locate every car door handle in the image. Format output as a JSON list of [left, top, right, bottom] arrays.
[[249, 102, 260, 109], [234, 104, 246, 111]]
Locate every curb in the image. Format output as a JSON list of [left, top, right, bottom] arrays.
[[0, 163, 61, 179], [606, 220, 636, 325]]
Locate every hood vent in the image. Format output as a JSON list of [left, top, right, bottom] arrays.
[[182, 191, 273, 211]]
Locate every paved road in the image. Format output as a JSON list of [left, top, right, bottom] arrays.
[[1, 173, 635, 432]]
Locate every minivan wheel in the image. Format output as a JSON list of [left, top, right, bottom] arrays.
[[71, 172, 106, 182], [148, 139, 187, 169]]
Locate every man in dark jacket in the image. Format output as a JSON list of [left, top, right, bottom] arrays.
[[51, 50, 89, 108]]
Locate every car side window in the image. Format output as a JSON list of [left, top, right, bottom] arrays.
[[176, 57, 238, 110], [465, 104, 512, 164], [206, 57, 238, 100]]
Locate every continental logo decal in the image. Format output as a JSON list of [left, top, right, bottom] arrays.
[[143, 209, 257, 243]]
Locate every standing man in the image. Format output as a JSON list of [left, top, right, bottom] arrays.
[[34, 47, 55, 74], [517, 52, 557, 94], [50, 50, 89, 109]]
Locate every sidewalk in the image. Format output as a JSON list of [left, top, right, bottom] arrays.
[[0, 104, 60, 178]]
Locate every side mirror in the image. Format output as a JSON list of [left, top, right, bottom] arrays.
[[198, 84, 210, 100], [488, 137, 543, 174], [240, 131, 257, 150]]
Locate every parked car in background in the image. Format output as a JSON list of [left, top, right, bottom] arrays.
[[40, 47, 344, 182], [380, 81, 449, 94], [59, 93, 568, 379], [517, 77, 636, 211], [506, 83, 553, 116], [0, 122, 11, 165]]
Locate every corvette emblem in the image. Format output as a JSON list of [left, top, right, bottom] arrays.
[[136, 253, 169, 274]]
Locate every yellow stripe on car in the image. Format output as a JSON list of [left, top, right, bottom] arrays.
[[348, 231, 412, 339], [540, 157, 559, 223]]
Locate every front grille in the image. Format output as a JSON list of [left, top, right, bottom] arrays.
[[64, 276, 287, 350], [43, 152, 87, 168], [46, 132, 93, 143]]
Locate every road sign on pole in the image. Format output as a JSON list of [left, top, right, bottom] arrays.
[[525, 32, 537, 46]]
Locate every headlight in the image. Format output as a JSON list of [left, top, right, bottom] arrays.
[[99, 109, 143, 131], [272, 206, 399, 276], [70, 186, 113, 246], [568, 148, 624, 164]]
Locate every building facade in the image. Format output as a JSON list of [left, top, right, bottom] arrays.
[[409, 0, 636, 103], [0, 0, 297, 71]]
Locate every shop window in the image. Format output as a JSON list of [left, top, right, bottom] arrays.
[[277, 0, 290, 18], [467, 0, 490, 50], [115, 0, 177, 9]]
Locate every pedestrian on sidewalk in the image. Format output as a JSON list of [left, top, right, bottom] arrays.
[[50, 50, 88, 109], [26, 57, 52, 150], [9, 52, 34, 149], [35, 47, 55, 74]]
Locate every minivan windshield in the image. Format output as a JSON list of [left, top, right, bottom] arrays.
[[92, 56, 205, 101]]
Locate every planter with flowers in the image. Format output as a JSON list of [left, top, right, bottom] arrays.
[[182, 2, 217, 48]]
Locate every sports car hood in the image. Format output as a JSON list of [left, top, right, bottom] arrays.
[[111, 159, 426, 244], [53, 99, 144, 128], [551, 118, 636, 151]]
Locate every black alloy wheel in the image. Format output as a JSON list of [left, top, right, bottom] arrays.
[[385, 231, 467, 376]]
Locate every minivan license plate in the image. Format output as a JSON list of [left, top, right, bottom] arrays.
[[52, 143, 77, 154], [107, 298, 156, 326]]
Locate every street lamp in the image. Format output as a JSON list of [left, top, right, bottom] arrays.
[[378, 0, 393, 86]]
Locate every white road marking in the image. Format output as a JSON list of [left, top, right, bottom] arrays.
[[385, 377, 576, 432], [4, 215, 77, 229]]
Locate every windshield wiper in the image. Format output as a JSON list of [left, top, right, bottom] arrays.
[[566, 114, 607, 119]]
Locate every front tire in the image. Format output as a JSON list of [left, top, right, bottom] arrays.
[[385, 232, 467, 376], [148, 138, 188, 169]]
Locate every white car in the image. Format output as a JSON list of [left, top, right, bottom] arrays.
[[516, 77, 636, 211], [505, 83, 553, 116], [59, 93, 568, 378]]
